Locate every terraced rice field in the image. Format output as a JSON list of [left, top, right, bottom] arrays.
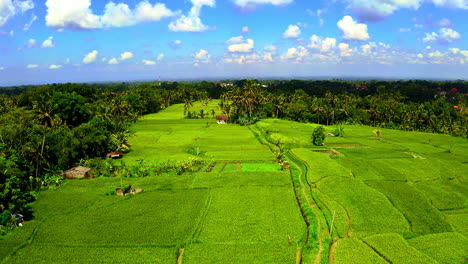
[[1, 103, 467, 263]]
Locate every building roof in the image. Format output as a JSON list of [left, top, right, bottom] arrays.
[[67, 166, 91, 173], [216, 115, 228, 120]]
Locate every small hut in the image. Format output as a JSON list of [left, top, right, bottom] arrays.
[[62, 166, 92, 179], [106, 151, 123, 159], [216, 115, 228, 124]]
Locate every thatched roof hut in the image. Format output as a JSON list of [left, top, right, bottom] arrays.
[[216, 115, 228, 124], [62, 166, 91, 179], [106, 151, 123, 159]]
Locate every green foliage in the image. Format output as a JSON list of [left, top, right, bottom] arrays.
[[333, 126, 345, 137], [312, 126, 326, 146]]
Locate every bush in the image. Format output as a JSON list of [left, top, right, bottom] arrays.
[[312, 126, 326, 146]]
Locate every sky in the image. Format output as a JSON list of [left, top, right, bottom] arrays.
[[0, 0, 467, 86]]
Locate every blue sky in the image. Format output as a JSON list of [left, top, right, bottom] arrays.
[[0, 0, 467, 85]]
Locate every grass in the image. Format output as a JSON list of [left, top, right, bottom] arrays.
[[318, 177, 409, 238], [184, 243, 298, 264], [196, 186, 305, 244], [332, 238, 387, 264], [366, 181, 453, 235], [7, 245, 177, 264], [408, 232, 468, 264], [363, 233, 437, 264], [33, 189, 210, 245]]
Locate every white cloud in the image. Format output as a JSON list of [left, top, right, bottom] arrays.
[[142, 59, 156, 65], [361, 44, 371, 54], [282, 24, 301, 39], [432, 0, 468, 9], [120, 51, 134, 60], [233, 0, 293, 7], [49, 64, 62, 69], [173, 39, 182, 45], [241, 26, 250, 33], [26, 38, 36, 48], [344, 0, 422, 21], [264, 52, 274, 62], [26, 64, 38, 68], [45, 0, 178, 30], [41, 36, 55, 48], [399, 28, 411, 33], [194, 49, 211, 63], [168, 0, 215, 32], [227, 36, 254, 53], [264, 45, 277, 52], [338, 43, 352, 56], [0, 0, 34, 27], [423, 28, 461, 44], [0, 66, 4, 70], [23, 14, 37, 31], [226, 36, 245, 44], [45, 0, 101, 30], [437, 18, 452, 27], [309, 35, 336, 52], [337, 15, 370, 41], [281, 46, 308, 61], [83, 50, 98, 64], [108, 58, 119, 64], [157, 53, 164, 61]]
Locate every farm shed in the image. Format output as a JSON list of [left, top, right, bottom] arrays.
[[62, 166, 92, 179], [106, 151, 123, 159], [216, 115, 228, 124]]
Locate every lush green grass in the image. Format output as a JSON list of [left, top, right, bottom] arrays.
[[184, 243, 298, 264], [7, 245, 177, 264], [196, 186, 305, 244], [33, 189, 209, 245], [192, 171, 290, 188], [318, 177, 409, 238], [445, 213, 468, 237], [366, 181, 453, 235], [332, 238, 387, 264], [363, 233, 437, 264], [408, 232, 468, 264], [291, 148, 350, 182]]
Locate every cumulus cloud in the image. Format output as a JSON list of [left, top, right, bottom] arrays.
[[120, 51, 134, 60], [241, 26, 250, 33], [168, 0, 215, 32], [108, 58, 119, 64], [194, 49, 211, 63], [26, 38, 36, 48], [83, 50, 98, 64], [281, 46, 308, 61], [227, 36, 254, 53], [26, 64, 38, 68], [309, 35, 336, 53], [338, 43, 352, 56], [263, 52, 274, 62], [0, 0, 34, 27], [337, 15, 370, 41], [423, 28, 461, 44], [45, 0, 178, 30], [282, 24, 301, 39], [49, 64, 62, 69], [142, 59, 156, 65], [233, 0, 293, 8], [41, 36, 55, 48]]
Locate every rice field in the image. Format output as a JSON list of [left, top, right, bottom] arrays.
[[1, 104, 467, 263]]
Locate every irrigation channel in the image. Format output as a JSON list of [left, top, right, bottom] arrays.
[[249, 125, 338, 264]]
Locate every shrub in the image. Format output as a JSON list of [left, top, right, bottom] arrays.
[[312, 126, 326, 146]]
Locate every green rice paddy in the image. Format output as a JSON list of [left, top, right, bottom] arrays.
[[1, 102, 467, 263]]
